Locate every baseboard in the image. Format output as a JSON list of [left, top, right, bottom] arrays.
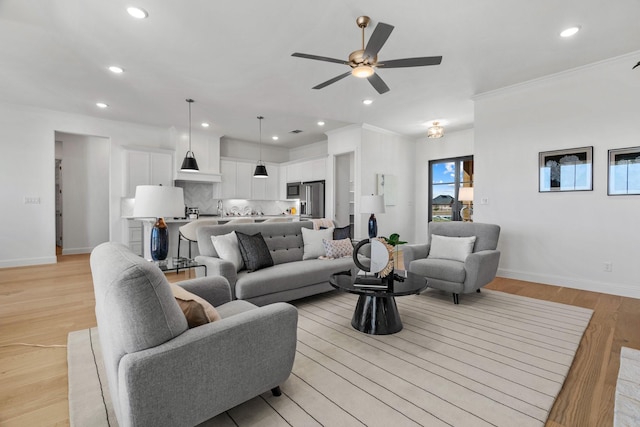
[[498, 268, 640, 299], [0, 256, 57, 269], [62, 247, 93, 255]]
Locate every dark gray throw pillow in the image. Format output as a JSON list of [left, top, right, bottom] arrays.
[[235, 231, 274, 272], [333, 225, 351, 240]]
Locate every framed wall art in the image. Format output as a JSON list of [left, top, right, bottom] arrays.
[[376, 173, 397, 205], [539, 146, 593, 192], [608, 146, 640, 195]]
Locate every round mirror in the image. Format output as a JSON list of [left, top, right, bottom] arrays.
[[352, 238, 391, 274]]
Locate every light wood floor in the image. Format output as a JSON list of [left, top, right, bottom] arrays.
[[1, 255, 638, 426]]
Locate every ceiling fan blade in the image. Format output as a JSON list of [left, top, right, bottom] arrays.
[[312, 72, 352, 90], [292, 52, 349, 65], [367, 73, 390, 94], [363, 22, 394, 60], [377, 56, 443, 68]]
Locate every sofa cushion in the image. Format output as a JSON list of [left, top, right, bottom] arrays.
[[302, 227, 334, 260], [235, 257, 355, 300], [410, 258, 466, 283], [236, 231, 274, 272], [211, 231, 244, 272], [428, 234, 476, 262], [322, 238, 353, 259], [170, 283, 221, 328]]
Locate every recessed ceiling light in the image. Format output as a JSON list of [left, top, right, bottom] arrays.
[[108, 66, 124, 74], [127, 7, 148, 19], [272, 136, 279, 141], [201, 122, 210, 128], [96, 102, 109, 108], [362, 99, 373, 105], [317, 121, 325, 126], [560, 26, 581, 37]]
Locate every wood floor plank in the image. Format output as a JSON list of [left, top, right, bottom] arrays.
[[0, 254, 638, 426]]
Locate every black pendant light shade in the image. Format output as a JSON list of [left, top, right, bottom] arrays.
[[253, 116, 268, 178], [180, 99, 199, 172]]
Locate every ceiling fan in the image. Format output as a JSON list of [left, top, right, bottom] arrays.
[[292, 16, 442, 94]]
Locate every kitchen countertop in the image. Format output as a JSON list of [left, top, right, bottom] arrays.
[[164, 215, 299, 223]]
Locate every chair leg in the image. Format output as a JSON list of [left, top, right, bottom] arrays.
[[452, 293, 459, 304], [476, 289, 481, 293], [271, 386, 282, 397]]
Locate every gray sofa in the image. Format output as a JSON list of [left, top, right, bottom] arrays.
[[403, 221, 501, 304], [90, 242, 298, 427], [195, 221, 355, 306]]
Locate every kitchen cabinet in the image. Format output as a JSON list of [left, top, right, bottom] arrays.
[[286, 157, 326, 183], [220, 158, 280, 199], [124, 148, 174, 197]]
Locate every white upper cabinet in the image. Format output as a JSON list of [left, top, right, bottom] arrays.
[[124, 148, 174, 197], [220, 158, 280, 200], [286, 157, 326, 183], [174, 128, 222, 182]]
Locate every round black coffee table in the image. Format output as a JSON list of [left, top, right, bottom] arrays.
[[329, 270, 427, 335]]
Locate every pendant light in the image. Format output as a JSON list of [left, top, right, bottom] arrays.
[[253, 116, 268, 178], [180, 99, 199, 172]]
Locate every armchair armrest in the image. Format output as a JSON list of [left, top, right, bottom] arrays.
[[177, 275, 232, 306], [194, 255, 238, 296], [403, 244, 430, 268], [118, 302, 298, 427], [463, 250, 501, 292]]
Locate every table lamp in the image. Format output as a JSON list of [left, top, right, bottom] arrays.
[[133, 185, 185, 261], [458, 187, 474, 222], [360, 195, 385, 238]]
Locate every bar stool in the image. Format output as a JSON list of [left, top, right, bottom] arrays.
[[177, 219, 219, 260]]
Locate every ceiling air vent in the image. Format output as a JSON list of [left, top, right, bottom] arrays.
[[289, 129, 303, 134]]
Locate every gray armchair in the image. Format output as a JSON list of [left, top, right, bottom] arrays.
[[90, 242, 298, 427], [404, 222, 501, 304]]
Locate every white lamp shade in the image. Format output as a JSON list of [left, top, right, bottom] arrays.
[[458, 187, 474, 202], [360, 195, 385, 214], [133, 185, 185, 218]]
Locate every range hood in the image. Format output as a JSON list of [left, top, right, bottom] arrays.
[[174, 170, 222, 183]]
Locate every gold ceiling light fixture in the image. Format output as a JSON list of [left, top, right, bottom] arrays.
[[180, 99, 199, 172], [427, 121, 445, 139], [253, 116, 268, 178]]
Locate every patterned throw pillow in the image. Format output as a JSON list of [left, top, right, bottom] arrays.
[[235, 231, 274, 272], [322, 238, 353, 259]]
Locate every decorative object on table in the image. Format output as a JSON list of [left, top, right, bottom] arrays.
[[352, 237, 394, 279], [360, 194, 385, 238], [133, 185, 185, 261], [539, 146, 593, 192], [253, 116, 268, 178], [608, 146, 640, 195], [376, 173, 397, 205], [458, 186, 474, 221], [180, 98, 199, 172], [427, 121, 444, 138], [381, 232, 407, 270]]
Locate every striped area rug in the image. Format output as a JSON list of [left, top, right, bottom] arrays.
[[68, 289, 593, 427]]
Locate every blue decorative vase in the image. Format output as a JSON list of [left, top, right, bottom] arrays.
[[150, 218, 169, 261], [368, 214, 377, 238]]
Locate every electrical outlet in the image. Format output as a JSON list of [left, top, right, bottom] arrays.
[[24, 197, 41, 204], [603, 262, 613, 272], [480, 197, 489, 205]]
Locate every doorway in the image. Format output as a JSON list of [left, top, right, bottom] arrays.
[[55, 159, 63, 250], [334, 152, 354, 237], [428, 156, 474, 222]]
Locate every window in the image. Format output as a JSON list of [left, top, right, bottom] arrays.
[[429, 156, 474, 222]]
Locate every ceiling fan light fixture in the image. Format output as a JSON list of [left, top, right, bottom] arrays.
[[427, 122, 445, 139], [352, 64, 375, 78], [180, 99, 199, 172]]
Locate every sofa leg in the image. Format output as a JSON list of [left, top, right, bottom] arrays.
[[271, 386, 282, 397], [476, 289, 481, 293], [452, 293, 459, 304]]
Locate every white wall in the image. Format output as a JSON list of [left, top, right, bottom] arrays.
[[289, 140, 328, 161], [0, 101, 172, 268], [57, 132, 110, 254], [474, 52, 640, 298], [220, 137, 289, 163], [413, 129, 474, 243]]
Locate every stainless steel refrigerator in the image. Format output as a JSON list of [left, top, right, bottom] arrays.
[[300, 180, 325, 219]]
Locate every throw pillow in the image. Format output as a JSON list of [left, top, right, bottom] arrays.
[[211, 231, 244, 272], [428, 234, 477, 262], [170, 283, 221, 328], [301, 227, 334, 260], [235, 231, 274, 272], [322, 238, 353, 259], [333, 225, 351, 240]]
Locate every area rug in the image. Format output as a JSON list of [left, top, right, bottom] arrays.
[[615, 346, 640, 426], [68, 289, 593, 427]]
